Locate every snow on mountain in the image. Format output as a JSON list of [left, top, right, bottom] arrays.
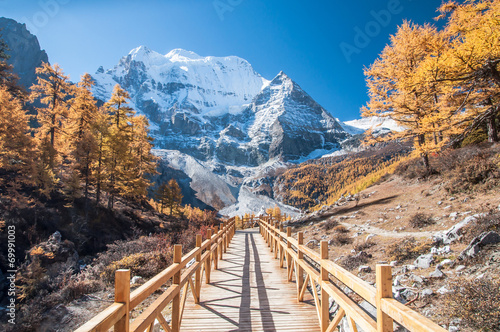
[[92, 47, 352, 214], [92, 46, 268, 118], [343, 117, 405, 134]]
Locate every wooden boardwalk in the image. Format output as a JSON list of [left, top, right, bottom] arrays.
[[181, 229, 321, 332]]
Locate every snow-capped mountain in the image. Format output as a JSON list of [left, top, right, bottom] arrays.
[[92, 46, 350, 215], [342, 117, 405, 135]]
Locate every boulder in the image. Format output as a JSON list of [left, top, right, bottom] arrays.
[[433, 215, 481, 244], [459, 231, 500, 259], [429, 269, 445, 279], [414, 254, 434, 269]]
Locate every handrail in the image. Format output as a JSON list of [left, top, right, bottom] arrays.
[[75, 218, 236, 332], [258, 216, 446, 332]]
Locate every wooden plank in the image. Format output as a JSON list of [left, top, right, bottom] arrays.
[[130, 284, 179, 332], [321, 281, 377, 332], [182, 228, 321, 332], [172, 245, 182, 332], [380, 298, 448, 332], [326, 307, 345, 332], [114, 269, 130, 332], [376, 265, 394, 332], [74, 303, 126, 332]]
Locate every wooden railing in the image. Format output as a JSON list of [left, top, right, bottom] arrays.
[[75, 218, 236, 332], [258, 216, 447, 332]]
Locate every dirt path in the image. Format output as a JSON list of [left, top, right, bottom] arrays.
[[340, 221, 435, 239]]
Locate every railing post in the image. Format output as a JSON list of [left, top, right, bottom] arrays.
[[274, 222, 279, 259], [287, 227, 292, 281], [195, 234, 202, 304], [320, 241, 329, 332], [172, 245, 182, 332], [114, 269, 130, 332], [279, 223, 284, 267], [213, 226, 219, 270], [224, 221, 228, 251], [376, 264, 394, 332], [206, 228, 212, 284], [219, 223, 224, 260], [297, 232, 304, 301]]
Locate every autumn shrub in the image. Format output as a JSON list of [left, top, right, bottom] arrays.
[[333, 225, 349, 233], [100, 251, 172, 282], [445, 277, 500, 331], [340, 251, 371, 271], [462, 211, 500, 243], [394, 157, 435, 179], [331, 233, 352, 246], [353, 239, 375, 252], [59, 264, 105, 302], [324, 219, 339, 231], [444, 152, 500, 194], [387, 237, 433, 262], [408, 213, 434, 228]]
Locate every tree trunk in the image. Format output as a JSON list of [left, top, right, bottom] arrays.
[[486, 110, 498, 143]]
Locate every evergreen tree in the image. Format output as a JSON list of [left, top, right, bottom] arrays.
[[0, 30, 9, 61], [0, 86, 34, 177], [155, 179, 182, 216], [30, 63, 73, 171], [67, 74, 100, 203], [438, 0, 500, 143], [362, 22, 449, 170]]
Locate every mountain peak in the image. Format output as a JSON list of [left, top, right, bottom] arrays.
[[165, 48, 203, 61]]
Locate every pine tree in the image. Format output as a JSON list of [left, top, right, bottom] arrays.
[[124, 115, 157, 201], [166, 179, 183, 216], [438, 0, 500, 143], [102, 84, 135, 209], [0, 30, 9, 61], [67, 74, 100, 203], [30, 63, 73, 171], [362, 22, 449, 170], [0, 86, 34, 177]]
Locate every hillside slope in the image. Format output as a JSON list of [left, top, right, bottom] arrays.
[[288, 143, 500, 331]]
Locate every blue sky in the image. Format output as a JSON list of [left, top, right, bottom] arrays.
[[1, 0, 442, 121]]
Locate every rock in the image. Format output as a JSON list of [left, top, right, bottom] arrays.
[[131, 276, 144, 285], [459, 231, 500, 259], [0, 18, 49, 89], [410, 274, 424, 284], [437, 286, 452, 295], [390, 261, 398, 267], [437, 201, 443, 205], [366, 234, 376, 242], [444, 205, 452, 210], [448, 326, 459, 332], [431, 246, 451, 255], [414, 254, 434, 269], [449, 212, 458, 220], [429, 269, 445, 279], [433, 215, 480, 244], [437, 259, 453, 269], [421, 288, 433, 296], [358, 265, 371, 273], [449, 197, 456, 201], [455, 265, 466, 272], [393, 275, 404, 286]]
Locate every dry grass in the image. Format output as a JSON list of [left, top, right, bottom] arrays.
[[408, 212, 435, 229], [387, 237, 434, 262], [444, 277, 500, 331]]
